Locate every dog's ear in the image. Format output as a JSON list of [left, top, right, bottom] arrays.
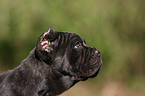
[[42, 28, 58, 42], [36, 28, 58, 52]]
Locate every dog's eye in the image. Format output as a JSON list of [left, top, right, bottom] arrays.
[[74, 41, 81, 48]]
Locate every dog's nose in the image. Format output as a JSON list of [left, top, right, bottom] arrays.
[[95, 50, 100, 56], [92, 47, 100, 56], [95, 48, 100, 56]]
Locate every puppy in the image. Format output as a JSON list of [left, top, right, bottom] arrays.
[[0, 28, 102, 96]]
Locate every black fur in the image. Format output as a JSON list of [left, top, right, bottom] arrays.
[[0, 28, 102, 96]]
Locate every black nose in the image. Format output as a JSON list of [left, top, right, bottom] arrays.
[[91, 47, 101, 57], [95, 50, 100, 57]]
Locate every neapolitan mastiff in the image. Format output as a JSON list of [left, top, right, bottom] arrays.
[[0, 28, 102, 96]]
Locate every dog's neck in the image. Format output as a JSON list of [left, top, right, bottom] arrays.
[[20, 48, 76, 96]]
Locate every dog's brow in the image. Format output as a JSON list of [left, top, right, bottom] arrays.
[[83, 39, 86, 44], [82, 40, 87, 46]]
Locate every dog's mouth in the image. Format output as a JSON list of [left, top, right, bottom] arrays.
[[89, 58, 102, 78], [69, 54, 102, 81], [81, 57, 102, 81], [55, 57, 102, 81], [83, 49, 102, 77]]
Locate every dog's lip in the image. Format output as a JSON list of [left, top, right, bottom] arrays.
[[90, 60, 102, 78], [80, 63, 102, 81], [77, 58, 102, 81]]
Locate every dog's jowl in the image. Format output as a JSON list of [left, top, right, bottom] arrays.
[[0, 28, 102, 96]]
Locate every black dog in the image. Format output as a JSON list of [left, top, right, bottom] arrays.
[[0, 28, 102, 96]]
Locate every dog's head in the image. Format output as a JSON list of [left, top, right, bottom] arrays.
[[36, 28, 102, 81]]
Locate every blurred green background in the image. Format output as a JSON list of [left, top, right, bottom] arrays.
[[0, 0, 145, 96]]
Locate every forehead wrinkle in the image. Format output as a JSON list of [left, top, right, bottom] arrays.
[[57, 32, 74, 47], [58, 33, 68, 48], [70, 34, 86, 45]]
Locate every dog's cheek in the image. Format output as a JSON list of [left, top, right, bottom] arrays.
[[69, 49, 80, 64]]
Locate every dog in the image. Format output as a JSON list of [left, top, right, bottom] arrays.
[[0, 28, 102, 96]]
